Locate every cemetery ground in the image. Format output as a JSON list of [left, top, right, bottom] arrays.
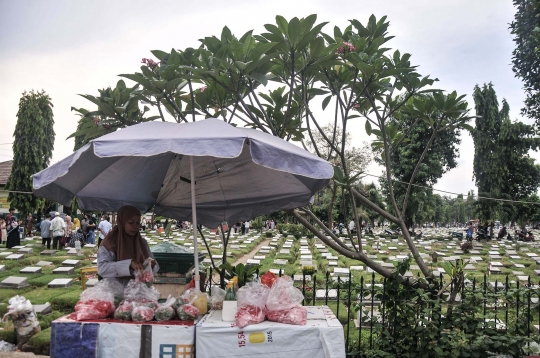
[[1, 227, 540, 354]]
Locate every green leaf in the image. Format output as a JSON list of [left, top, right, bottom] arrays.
[[333, 165, 345, 182], [322, 95, 332, 110], [151, 50, 168, 60], [365, 120, 372, 136], [288, 17, 301, 47], [275, 15, 289, 35]]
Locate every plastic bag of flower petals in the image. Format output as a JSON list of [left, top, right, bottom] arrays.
[[235, 281, 270, 328], [266, 306, 307, 325], [176, 304, 199, 321], [154, 296, 176, 322], [265, 276, 306, 325], [74, 284, 116, 321], [135, 258, 155, 288], [114, 301, 134, 320], [124, 278, 160, 303], [132, 303, 155, 322]]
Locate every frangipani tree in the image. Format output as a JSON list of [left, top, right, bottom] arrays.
[[70, 14, 473, 285]]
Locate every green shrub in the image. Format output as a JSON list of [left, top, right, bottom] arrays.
[[265, 231, 273, 238]]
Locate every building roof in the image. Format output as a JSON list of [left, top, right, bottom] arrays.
[[0, 160, 13, 186]]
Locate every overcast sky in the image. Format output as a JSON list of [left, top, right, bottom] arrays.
[[0, 0, 532, 198]]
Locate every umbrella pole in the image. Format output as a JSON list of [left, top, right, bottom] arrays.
[[190, 156, 200, 291]]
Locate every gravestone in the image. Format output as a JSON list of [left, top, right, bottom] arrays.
[[53, 267, 75, 274], [0, 265, 4, 272], [0, 276, 29, 289], [33, 303, 52, 315], [328, 261, 338, 266], [510, 255, 522, 259], [61, 259, 80, 267], [36, 261, 53, 266], [48, 278, 74, 288], [17, 248, 33, 254], [514, 263, 525, 268], [293, 275, 311, 281], [273, 259, 287, 265], [491, 262, 503, 267], [333, 268, 350, 276], [6, 254, 24, 260], [350, 266, 363, 271], [19, 267, 42, 274], [246, 259, 260, 265], [41, 250, 56, 256]]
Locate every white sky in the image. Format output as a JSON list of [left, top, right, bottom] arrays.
[[0, 0, 534, 198]]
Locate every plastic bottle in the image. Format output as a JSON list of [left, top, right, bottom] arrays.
[[222, 282, 237, 321]]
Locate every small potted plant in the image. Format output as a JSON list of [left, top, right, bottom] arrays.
[[302, 265, 316, 275]]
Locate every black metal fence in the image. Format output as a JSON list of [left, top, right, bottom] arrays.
[[206, 268, 540, 357]]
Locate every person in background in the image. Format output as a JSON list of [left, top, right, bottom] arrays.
[[141, 216, 147, 232], [244, 220, 250, 234], [69, 228, 86, 247], [5, 208, 15, 225], [6, 217, 20, 248], [497, 226, 507, 240], [81, 215, 88, 239], [86, 215, 97, 245], [26, 214, 34, 237], [40, 214, 52, 249], [64, 216, 73, 248], [97, 205, 159, 286], [0, 215, 6, 246], [72, 217, 81, 232], [50, 212, 65, 250], [98, 215, 112, 246]]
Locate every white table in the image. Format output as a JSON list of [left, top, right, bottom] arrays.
[[196, 306, 345, 358]]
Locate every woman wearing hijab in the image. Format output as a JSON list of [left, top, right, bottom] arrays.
[[97, 205, 159, 285], [64, 216, 73, 248], [6, 217, 20, 248], [72, 218, 81, 232]]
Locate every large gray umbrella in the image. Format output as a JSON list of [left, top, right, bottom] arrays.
[[33, 118, 333, 289]]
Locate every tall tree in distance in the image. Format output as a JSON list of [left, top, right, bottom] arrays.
[[472, 83, 540, 223], [511, 0, 540, 123], [6, 90, 55, 215], [472, 83, 505, 220]]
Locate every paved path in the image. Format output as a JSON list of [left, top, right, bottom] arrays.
[[232, 237, 272, 266]]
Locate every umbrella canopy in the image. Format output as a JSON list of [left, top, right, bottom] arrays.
[[33, 118, 333, 227], [35, 118, 333, 290]]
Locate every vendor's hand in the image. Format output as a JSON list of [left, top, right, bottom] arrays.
[[150, 259, 156, 268], [130, 260, 144, 271]]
